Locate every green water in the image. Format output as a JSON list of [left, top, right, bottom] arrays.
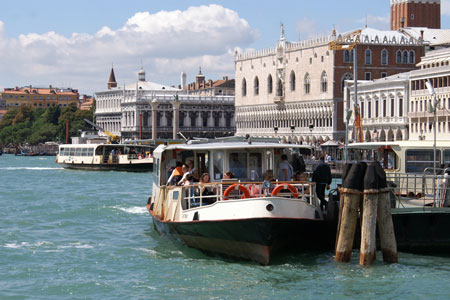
[[1, 155, 450, 299]]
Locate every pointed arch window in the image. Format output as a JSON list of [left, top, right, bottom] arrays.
[[276, 79, 283, 96], [381, 49, 388, 65], [321, 71, 328, 93], [290, 71, 296, 91], [396, 50, 402, 63], [365, 49, 372, 65], [304, 73, 311, 94], [254, 76, 259, 96], [242, 78, 247, 97], [403, 51, 408, 63], [267, 74, 273, 94], [341, 73, 353, 92], [409, 51, 415, 64]]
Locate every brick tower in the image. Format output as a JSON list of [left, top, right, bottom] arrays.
[[390, 0, 441, 30]]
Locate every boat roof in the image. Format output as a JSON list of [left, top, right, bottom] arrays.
[[349, 140, 450, 150], [59, 143, 154, 148], [154, 138, 312, 154]]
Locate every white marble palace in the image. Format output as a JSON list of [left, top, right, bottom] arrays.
[[95, 67, 235, 141], [345, 48, 450, 143], [234, 25, 424, 144]]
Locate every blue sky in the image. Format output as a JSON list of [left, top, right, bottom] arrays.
[[0, 0, 449, 95]]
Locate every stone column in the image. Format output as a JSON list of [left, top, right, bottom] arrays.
[[151, 99, 158, 140], [172, 99, 181, 140]]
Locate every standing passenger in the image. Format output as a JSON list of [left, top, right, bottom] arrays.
[[312, 155, 332, 211], [278, 154, 293, 182]]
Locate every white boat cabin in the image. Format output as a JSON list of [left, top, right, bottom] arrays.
[[151, 139, 318, 218], [57, 144, 153, 165]]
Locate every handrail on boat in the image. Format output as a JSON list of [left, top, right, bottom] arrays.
[[164, 181, 318, 210]]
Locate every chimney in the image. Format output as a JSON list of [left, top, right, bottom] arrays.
[[420, 30, 424, 40], [400, 17, 405, 28]]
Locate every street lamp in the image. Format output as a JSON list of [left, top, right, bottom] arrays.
[[426, 79, 439, 205], [290, 125, 295, 144]]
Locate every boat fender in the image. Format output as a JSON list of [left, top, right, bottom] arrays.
[[271, 184, 299, 199], [223, 184, 251, 200]]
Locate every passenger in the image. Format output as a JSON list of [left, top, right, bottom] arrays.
[[278, 154, 293, 182], [199, 173, 215, 195], [312, 155, 332, 211], [229, 153, 246, 178], [177, 164, 191, 185], [199, 173, 216, 205], [293, 171, 310, 194], [167, 161, 184, 185], [262, 171, 275, 195], [223, 171, 235, 179], [187, 160, 199, 181]]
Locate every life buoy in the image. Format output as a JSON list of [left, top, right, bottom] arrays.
[[271, 183, 299, 199], [223, 184, 251, 200]]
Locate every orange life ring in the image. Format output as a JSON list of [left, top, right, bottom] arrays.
[[271, 183, 299, 199], [223, 184, 251, 200]]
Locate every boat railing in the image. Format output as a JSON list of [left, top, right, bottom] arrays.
[[386, 172, 450, 208], [172, 181, 318, 210]]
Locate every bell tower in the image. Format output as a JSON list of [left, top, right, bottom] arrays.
[[390, 0, 441, 30]]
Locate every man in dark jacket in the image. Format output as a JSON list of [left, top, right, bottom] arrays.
[[312, 155, 332, 211]]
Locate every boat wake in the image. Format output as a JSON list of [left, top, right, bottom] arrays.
[[2, 241, 94, 250], [0, 167, 64, 171], [113, 206, 148, 215]]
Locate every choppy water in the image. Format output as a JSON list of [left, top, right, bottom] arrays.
[[1, 155, 450, 299]]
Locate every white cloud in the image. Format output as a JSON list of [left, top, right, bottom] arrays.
[[0, 4, 257, 94], [296, 17, 329, 39], [357, 14, 390, 30]]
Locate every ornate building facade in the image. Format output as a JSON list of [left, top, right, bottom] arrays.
[[95, 68, 235, 141], [345, 73, 410, 142], [409, 48, 450, 141], [234, 25, 424, 143]]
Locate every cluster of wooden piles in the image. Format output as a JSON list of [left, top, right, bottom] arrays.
[[335, 162, 398, 265]]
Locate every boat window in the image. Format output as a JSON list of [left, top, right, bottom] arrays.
[[444, 150, 450, 165], [212, 151, 224, 180], [266, 150, 273, 170], [69, 148, 75, 156], [75, 148, 82, 156], [406, 149, 440, 173], [172, 191, 179, 201], [249, 153, 263, 181], [96, 147, 103, 155], [87, 148, 94, 156], [154, 158, 160, 186], [81, 148, 88, 156], [59, 147, 64, 155], [229, 152, 247, 179]]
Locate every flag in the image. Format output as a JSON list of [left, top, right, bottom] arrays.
[[354, 105, 364, 142]]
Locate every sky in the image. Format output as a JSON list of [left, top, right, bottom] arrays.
[[1, 0, 450, 96]]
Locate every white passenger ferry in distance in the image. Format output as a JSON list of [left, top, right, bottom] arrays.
[[147, 137, 336, 265], [56, 143, 154, 172]]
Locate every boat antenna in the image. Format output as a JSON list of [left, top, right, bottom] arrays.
[[177, 132, 189, 143]]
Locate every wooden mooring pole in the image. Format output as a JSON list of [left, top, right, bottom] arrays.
[[335, 163, 366, 262], [336, 162, 398, 265]]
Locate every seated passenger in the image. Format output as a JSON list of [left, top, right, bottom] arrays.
[[262, 171, 275, 195], [293, 171, 310, 194], [167, 161, 184, 185], [198, 173, 216, 205]]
